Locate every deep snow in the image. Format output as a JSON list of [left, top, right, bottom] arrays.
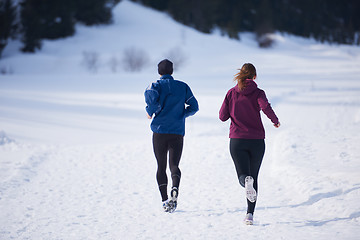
[[1, 1, 360, 239]]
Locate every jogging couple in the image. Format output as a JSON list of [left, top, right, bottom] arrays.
[[144, 59, 280, 225]]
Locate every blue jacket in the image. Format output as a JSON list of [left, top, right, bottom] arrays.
[[145, 75, 199, 136]]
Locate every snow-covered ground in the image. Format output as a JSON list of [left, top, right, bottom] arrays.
[[1, 0, 360, 239]]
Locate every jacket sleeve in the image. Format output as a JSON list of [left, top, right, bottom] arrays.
[[258, 90, 279, 124], [184, 85, 199, 118], [144, 82, 161, 117], [219, 93, 230, 122]]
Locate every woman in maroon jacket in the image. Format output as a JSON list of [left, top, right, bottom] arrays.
[[219, 63, 280, 225]]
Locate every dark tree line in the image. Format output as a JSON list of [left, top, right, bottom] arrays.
[[0, 0, 16, 57], [1, 0, 359, 58], [0, 0, 121, 56], [132, 0, 360, 46]]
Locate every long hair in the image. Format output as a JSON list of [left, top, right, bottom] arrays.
[[234, 63, 257, 90]]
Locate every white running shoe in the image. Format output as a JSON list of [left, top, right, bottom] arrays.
[[244, 213, 254, 225], [170, 187, 178, 201], [245, 176, 257, 203]]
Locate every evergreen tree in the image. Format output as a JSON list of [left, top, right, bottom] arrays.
[[168, 0, 218, 34], [0, 0, 17, 57], [20, 0, 76, 52], [20, 0, 120, 52], [74, 0, 113, 26], [20, 0, 42, 52], [133, 0, 168, 11], [254, 0, 274, 36]]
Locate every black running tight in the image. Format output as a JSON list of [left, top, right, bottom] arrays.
[[229, 138, 265, 214], [153, 133, 184, 201]]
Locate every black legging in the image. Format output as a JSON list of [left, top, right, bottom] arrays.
[[229, 138, 265, 214], [153, 133, 184, 201]]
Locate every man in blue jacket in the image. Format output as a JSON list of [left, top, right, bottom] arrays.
[[145, 59, 199, 213]]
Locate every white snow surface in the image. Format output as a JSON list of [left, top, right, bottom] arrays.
[[1, 1, 360, 239]]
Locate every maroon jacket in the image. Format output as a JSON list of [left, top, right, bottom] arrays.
[[219, 80, 279, 139]]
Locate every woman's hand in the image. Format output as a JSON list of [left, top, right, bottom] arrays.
[[274, 122, 281, 128], [147, 113, 152, 119]]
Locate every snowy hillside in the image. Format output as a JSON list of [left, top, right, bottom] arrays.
[[1, 0, 360, 239]]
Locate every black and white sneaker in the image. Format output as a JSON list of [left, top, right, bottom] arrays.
[[162, 200, 171, 212], [171, 187, 178, 201], [168, 187, 178, 213], [168, 200, 177, 213], [245, 176, 257, 203]]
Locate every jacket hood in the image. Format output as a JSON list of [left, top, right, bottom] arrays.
[[235, 79, 258, 95]]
